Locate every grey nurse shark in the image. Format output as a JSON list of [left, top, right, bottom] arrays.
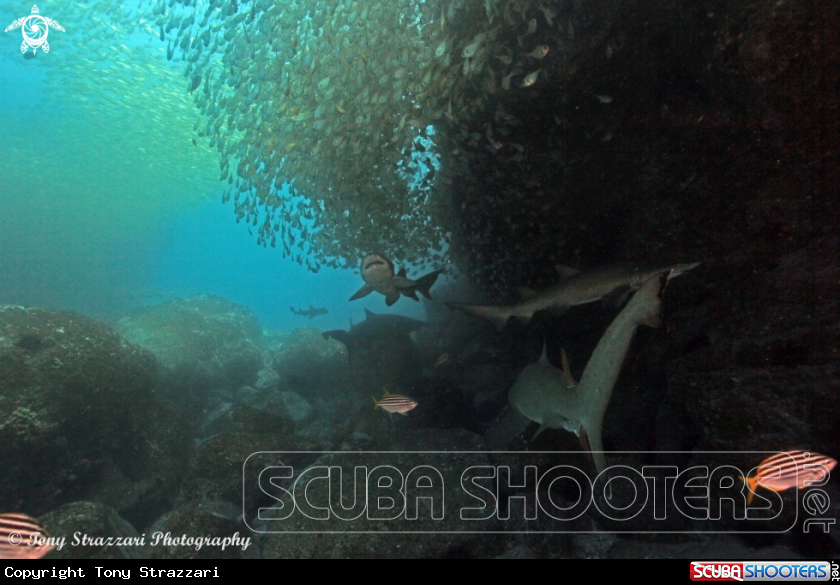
[[447, 262, 700, 331], [322, 308, 425, 363], [290, 305, 329, 319], [506, 272, 666, 484], [350, 253, 444, 307]]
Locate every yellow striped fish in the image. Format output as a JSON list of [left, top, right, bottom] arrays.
[[741, 451, 837, 505], [372, 390, 418, 415], [0, 514, 53, 559]]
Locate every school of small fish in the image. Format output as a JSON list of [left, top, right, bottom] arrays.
[[16, 0, 597, 274]]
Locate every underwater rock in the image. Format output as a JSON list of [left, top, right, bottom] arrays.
[[255, 366, 281, 390], [280, 392, 314, 426], [180, 433, 327, 513], [39, 501, 144, 560], [495, 545, 539, 560], [267, 327, 351, 398], [145, 502, 255, 560], [0, 306, 186, 518], [608, 534, 806, 560], [259, 431, 507, 559], [666, 238, 840, 460], [115, 294, 265, 414], [298, 420, 347, 443], [232, 390, 295, 436]]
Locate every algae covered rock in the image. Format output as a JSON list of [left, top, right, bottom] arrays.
[[267, 326, 350, 396], [116, 294, 265, 410], [258, 429, 506, 559], [145, 502, 256, 560], [39, 501, 145, 560], [0, 306, 185, 518]]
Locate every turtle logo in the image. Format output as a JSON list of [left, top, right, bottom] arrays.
[[5, 5, 65, 55]]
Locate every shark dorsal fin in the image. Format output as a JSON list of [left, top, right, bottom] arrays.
[[539, 340, 549, 364], [556, 265, 580, 280], [560, 348, 577, 387], [517, 286, 538, 300], [309, 305, 316, 311], [364, 308, 374, 319], [397, 267, 407, 278]]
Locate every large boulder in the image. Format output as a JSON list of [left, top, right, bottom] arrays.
[[266, 327, 350, 397], [115, 294, 265, 414], [0, 306, 187, 521], [39, 501, 144, 560]]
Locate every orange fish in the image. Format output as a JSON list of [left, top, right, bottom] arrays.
[[741, 451, 837, 505], [0, 514, 53, 559]]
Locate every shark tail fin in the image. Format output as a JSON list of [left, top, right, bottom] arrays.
[[624, 274, 665, 329], [415, 269, 444, 300], [668, 261, 702, 279], [446, 302, 514, 332]]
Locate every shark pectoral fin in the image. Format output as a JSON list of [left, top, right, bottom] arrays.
[[560, 348, 577, 387], [349, 283, 374, 301], [385, 295, 399, 306], [517, 286, 538, 300]]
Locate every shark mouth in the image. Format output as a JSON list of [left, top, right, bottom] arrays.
[[363, 253, 394, 273]]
